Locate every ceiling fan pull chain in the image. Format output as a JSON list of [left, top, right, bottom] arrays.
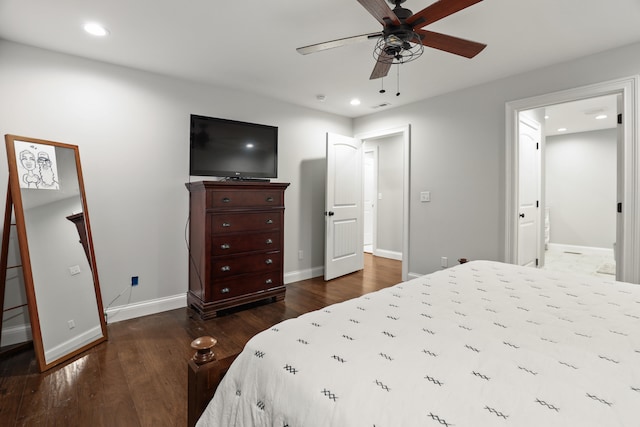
[[380, 77, 386, 94], [396, 64, 401, 96]]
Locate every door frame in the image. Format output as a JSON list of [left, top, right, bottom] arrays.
[[505, 75, 640, 283], [356, 125, 411, 281]]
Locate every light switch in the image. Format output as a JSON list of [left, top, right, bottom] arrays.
[[378, 193, 383, 200], [420, 191, 431, 202]]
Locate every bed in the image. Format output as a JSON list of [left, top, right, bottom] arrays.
[[190, 260, 640, 426]]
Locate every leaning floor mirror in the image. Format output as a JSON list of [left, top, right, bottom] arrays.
[[3, 134, 107, 371]]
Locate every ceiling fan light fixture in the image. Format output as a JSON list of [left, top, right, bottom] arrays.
[[373, 30, 423, 64]]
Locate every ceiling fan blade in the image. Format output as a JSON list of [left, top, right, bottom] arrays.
[[415, 29, 486, 58], [407, 0, 483, 28], [297, 32, 381, 55], [357, 0, 401, 26], [369, 53, 393, 80]]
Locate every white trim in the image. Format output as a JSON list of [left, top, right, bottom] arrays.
[[356, 125, 411, 281], [505, 75, 640, 283], [105, 293, 186, 323], [284, 266, 324, 283], [1, 323, 32, 346], [373, 249, 402, 261]]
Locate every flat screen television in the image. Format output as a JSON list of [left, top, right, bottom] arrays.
[[189, 114, 278, 179]]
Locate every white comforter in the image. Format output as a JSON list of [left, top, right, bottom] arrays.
[[198, 261, 640, 426]]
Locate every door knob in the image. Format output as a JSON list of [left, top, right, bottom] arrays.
[[519, 213, 525, 218], [325, 211, 335, 216]]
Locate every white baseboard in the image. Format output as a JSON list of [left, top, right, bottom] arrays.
[[105, 293, 187, 324], [1, 323, 32, 346], [373, 249, 403, 261], [44, 325, 103, 362], [284, 266, 324, 284]]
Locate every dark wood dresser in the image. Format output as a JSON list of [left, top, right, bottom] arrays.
[[186, 181, 289, 318]]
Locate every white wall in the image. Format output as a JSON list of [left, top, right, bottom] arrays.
[[354, 41, 640, 275], [0, 40, 351, 325], [545, 129, 617, 249]]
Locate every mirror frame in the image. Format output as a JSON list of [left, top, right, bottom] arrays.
[[4, 134, 107, 371]]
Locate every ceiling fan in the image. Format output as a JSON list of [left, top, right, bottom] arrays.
[[296, 0, 487, 80]]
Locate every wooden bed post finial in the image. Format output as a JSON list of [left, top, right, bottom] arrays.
[[190, 336, 217, 365]]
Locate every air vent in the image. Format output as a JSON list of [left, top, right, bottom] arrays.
[[371, 103, 392, 109]]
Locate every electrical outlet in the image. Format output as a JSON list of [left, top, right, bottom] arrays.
[[441, 257, 448, 268], [131, 276, 139, 286], [68, 319, 75, 329], [298, 250, 304, 260], [69, 265, 81, 276]]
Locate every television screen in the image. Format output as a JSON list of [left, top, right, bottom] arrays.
[[190, 115, 278, 179]]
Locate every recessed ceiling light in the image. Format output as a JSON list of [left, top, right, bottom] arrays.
[[84, 22, 109, 37], [350, 99, 361, 106], [595, 114, 608, 120], [557, 127, 567, 132]]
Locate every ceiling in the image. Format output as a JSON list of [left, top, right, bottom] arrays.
[[539, 95, 619, 137], [1, 0, 640, 119]]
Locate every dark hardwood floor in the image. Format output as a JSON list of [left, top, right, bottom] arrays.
[[0, 254, 401, 427]]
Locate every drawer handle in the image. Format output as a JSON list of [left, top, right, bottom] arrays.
[[265, 259, 273, 265], [222, 222, 231, 227], [266, 219, 273, 224], [220, 243, 230, 249], [221, 265, 231, 272], [265, 239, 273, 245], [221, 287, 230, 294], [222, 197, 231, 203], [265, 279, 273, 285], [266, 196, 274, 202]]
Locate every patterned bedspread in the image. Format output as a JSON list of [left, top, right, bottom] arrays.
[[197, 261, 640, 426]]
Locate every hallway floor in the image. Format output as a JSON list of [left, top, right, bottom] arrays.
[[542, 244, 616, 279]]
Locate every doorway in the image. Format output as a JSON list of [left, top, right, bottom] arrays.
[[356, 125, 411, 281], [362, 135, 403, 261], [363, 148, 376, 254], [505, 75, 640, 284], [521, 95, 618, 277]]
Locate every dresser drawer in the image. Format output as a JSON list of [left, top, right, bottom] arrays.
[[210, 211, 281, 233], [211, 231, 281, 256], [211, 271, 282, 300], [209, 190, 283, 208], [212, 251, 282, 278]]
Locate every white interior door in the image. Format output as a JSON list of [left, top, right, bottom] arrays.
[[325, 133, 364, 280], [518, 116, 541, 267]]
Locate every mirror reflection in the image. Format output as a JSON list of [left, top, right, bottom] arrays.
[[4, 135, 107, 370]]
